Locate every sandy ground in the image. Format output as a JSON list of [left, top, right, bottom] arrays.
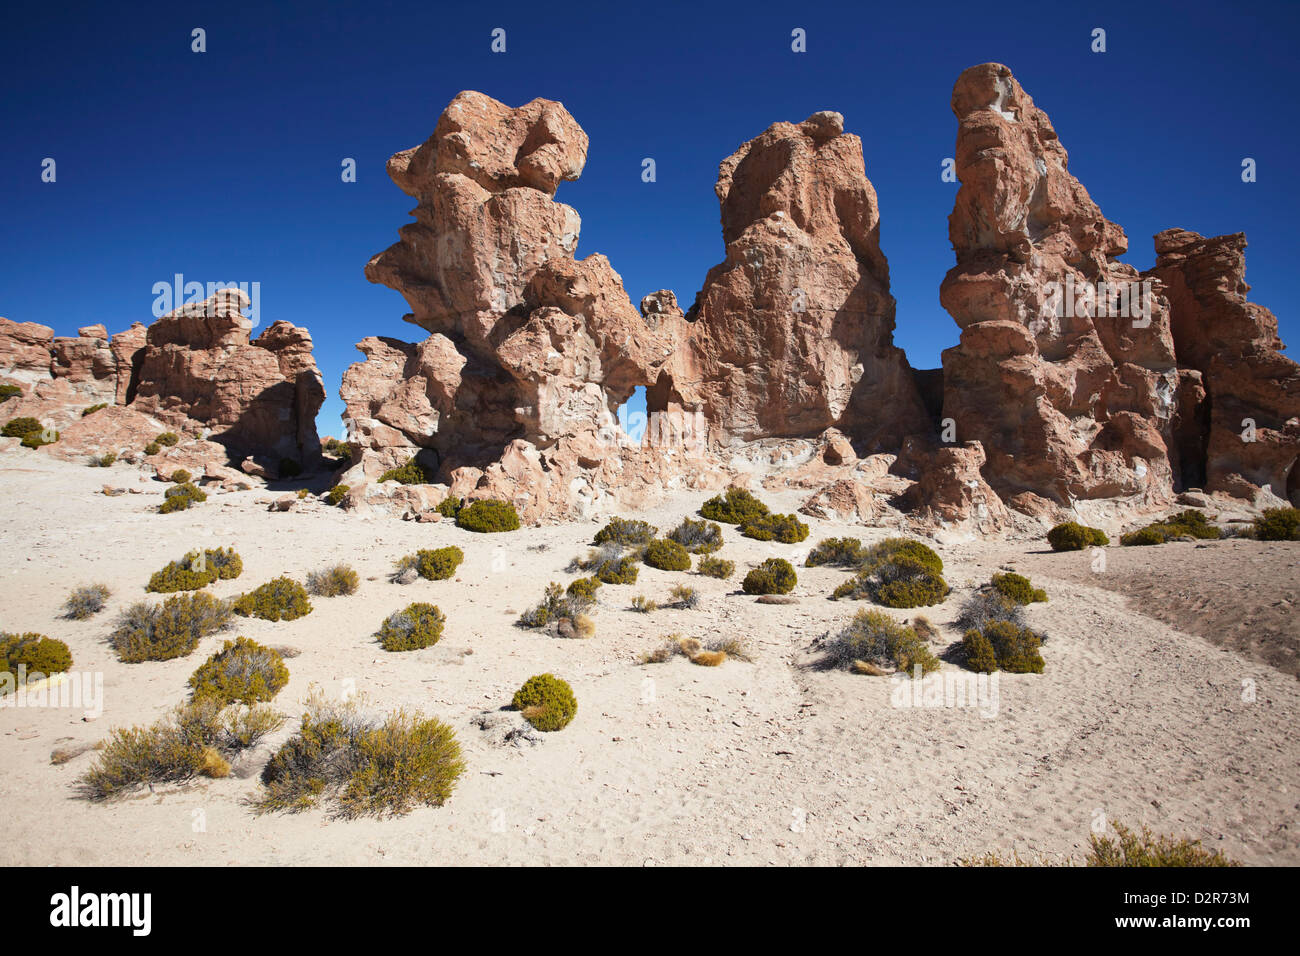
[[1, 451, 1297, 866]]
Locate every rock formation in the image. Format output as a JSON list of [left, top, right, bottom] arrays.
[[939, 63, 1183, 512]]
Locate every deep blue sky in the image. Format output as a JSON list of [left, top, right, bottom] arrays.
[[3, 0, 1296, 437]]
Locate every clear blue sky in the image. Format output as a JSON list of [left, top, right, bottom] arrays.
[[3, 0, 1296, 437]]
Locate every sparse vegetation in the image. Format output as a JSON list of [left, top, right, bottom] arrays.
[[0, 384, 21, 401], [594, 517, 658, 547], [395, 546, 464, 581], [79, 699, 284, 801], [188, 637, 289, 704], [1085, 822, 1241, 867], [456, 498, 520, 533], [232, 577, 313, 622], [742, 558, 797, 595], [955, 589, 1026, 633], [706, 635, 752, 662], [1254, 506, 1300, 541], [62, 583, 112, 620], [2, 633, 73, 690], [154, 431, 180, 447], [169, 468, 192, 483], [436, 495, 462, 518], [631, 594, 658, 613], [306, 563, 360, 597], [81, 403, 108, 416], [1121, 510, 1221, 546], [696, 555, 735, 579], [143, 441, 161, 456], [700, 486, 769, 524], [378, 457, 435, 485], [21, 429, 58, 448], [667, 517, 724, 554], [512, 674, 577, 732], [1047, 521, 1109, 551], [961, 620, 1045, 673], [326, 484, 349, 506], [572, 544, 640, 585], [669, 584, 699, 609], [832, 538, 948, 608], [109, 592, 232, 663], [147, 548, 242, 593], [377, 603, 446, 651], [824, 609, 939, 675], [805, 537, 866, 567], [89, 452, 116, 467], [990, 571, 1047, 605], [520, 579, 600, 628], [159, 481, 207, 513], [256, 692, 464, 817], [961, 629, 999, 673], [322, 437, 351, 460], [642, 537, 692, 571], [2, 417, 43, 440], [739, 512, 809, 543]]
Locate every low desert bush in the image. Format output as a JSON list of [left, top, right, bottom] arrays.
[[377, 603, 446, 651], [1085, 822, 1241, 867], [21, 429, 58, 448], [669, 584, 699, 609], [147, 547, 242, 593], [631, 594, 658, 613], [1047, 521, 1109, 551], [742, 558, 797, 595], [700, 486, 769, 524], [696, 555, 735, 579], [63, 583, 112, 620], [154, 431, 180, 447], [257, 692, 464, 817], [2, 633, 73, 690], [990, 571, 1047, 605], [1121, 510, 1220, 546], [109, 592, 232, 663], [89, 452, 116, 467], [296, 487, 310, 500], [143, 441, 161, 455], [572, 545, 640, 585], [955, 589, 1026, 633], [691, 650, 727, 666], [326, 484, 349, 506], [233, 577, 313, 622], [706, 635, 752, 662], [159, 481, 207, 513], [2, 417, 43, 439], [832, 538, 948, 608], [643, 538, 692, 571], [962, 620, 1044, 673], [594, 517, 658, 547], [0, 384, 21, 401], [81, 403, 108, 416], [512, 674, 577, 732], [79, 699, 283, 801], [378, 457, 435, 485], [519, 579, 600, 628], [554, 613, 596, 639], [322, 437, 351, 460], [456, 498, 520, 533], [188, 637, 289, 704], [1254, 506, 1300, 541], [395, 546, 464, 581], [436, 495, 462, 518], [170, 468, 192, 483], [305, 563, 360, 597], [739, 512, 810, 544], [667, 517, 724, 554], [961, 629, 999, 673], [824, 609, 939, 675], [805, 537, 866, 567]]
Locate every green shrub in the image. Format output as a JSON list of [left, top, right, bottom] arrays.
[[143, 441, 161, 456], [0, 384, 21, 401], [81, 403, 107, 416], [1, 633, 73, 690], [512, 674, 577, 732], [233, 577, 312, 622], [990, 572, 1047, 605], [742, 558, 797, 595], [981, 620, 1045, 673], [1047, 522, 1109, 551], [456, 498, 520, 532], [594, 554, 639, 584], [63, 583, 111, 620], [1121, 510, 1220, 546], [955, 589, 1025, 633], [832, 540, 948, 608], [806, 537, 866, 567], [377, 603, 446, 651], [396, 546, 464, 581], [147, 547, 242, 592], [326, 484, 349, 506], [594, 517, 658, 547], [666, 517, 723, 554], [697, 555, 735, 579], [20, 429, 57, 448], [961, 629, 999, 673], [825, 609, 939, 675], [279, 458, 302, 478], [166, 468, 191, 483], [109, 592, 233, 663], [306, 563, 359, 597], [700, 486, 769, 524], [159, 481, 207, 513], [256, 691, 464, 817], [519, 583, 564, 628], [643, 538, 692, 571], [80, 699, 283, 801], [154, 431, 180, 447], [188, 637, 289, 704], [631, 594, 658, 613], [2, 417, 43, 439], [378, 457, 435, 485], [89, 452, 116, 467], [1254, 506, 1300, 541], [669, 584, 699, 609], [861, 538, 944, 576], [739, 512, 810, 543], [323, 436, 351, 460], [436, 495, 462, 518], [564, 576, 602, 613], [1085, 823, 1241, 867]]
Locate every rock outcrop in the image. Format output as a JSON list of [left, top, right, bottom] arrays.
[[939, 63, 1182, 509]]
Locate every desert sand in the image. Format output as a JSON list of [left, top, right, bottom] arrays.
[[1, 452, 1297, 866]]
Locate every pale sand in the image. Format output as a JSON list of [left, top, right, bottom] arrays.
[[1, 452, 1297, 866]]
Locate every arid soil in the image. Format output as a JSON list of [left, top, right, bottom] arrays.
[[1, 452, 1297, 866]]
